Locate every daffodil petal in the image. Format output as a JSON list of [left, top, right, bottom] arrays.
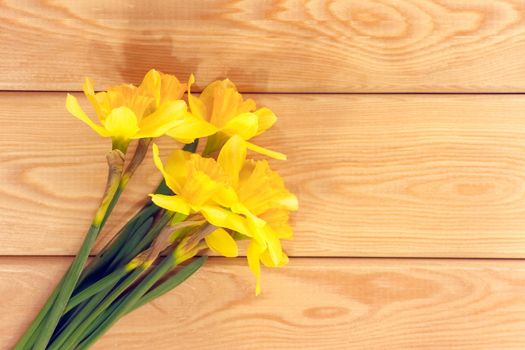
[[82, 77, 95, 96], [259, 209, 294, 239], [276, 223, 293, 239], [208, 86, 241, 127], [187, 74, 208, 121], [245, 141, 286, 160], [65, 94, 109, 137], [152, 144, 184, 193], [261, 224, 284, 265], [149, 194, 191, 215], [213, 186, 238, 208], [261, 249, 289, 268], [135, 100, 187, 138], [280, 252, 289, 265], [244, 213, 268, 248], [82, 78, 108, 120], [240, 98, 257, 113], [205, 228, 238, 257], [254, 108, 277, 135], [247, 240, 265, 296], [185, 171, 221, 208], [198, 80, 224, 112], [139, 69, 161, 107], [200, 206, 249, 235], [159, 72, 186, 104], [164, 149, 192, 178], [221, 113, 259, 140], [231, 203, 266, 229], [277, 193, 299, 211], [166, 112, 218, 143], [217, 135, 246, 187]]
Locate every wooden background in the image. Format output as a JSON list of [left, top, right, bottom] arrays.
[[2, 0, 525, 349]]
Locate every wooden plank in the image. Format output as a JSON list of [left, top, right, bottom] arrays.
[[5, 257, 525, 349], [2, 93, 525, 257], [2, 0, 525, 92]]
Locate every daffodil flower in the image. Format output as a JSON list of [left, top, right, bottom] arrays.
[[149, 144, 238, 214], [216, 135, 297, 294], [66, 70, 189, 152], [166, 75, 286, 160], [150, 135, 296, 295], [150, 142, 244, 264]]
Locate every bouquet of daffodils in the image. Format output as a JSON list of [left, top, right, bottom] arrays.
[[15, 69, 297, 349]]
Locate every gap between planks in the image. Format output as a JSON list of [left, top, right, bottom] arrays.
[[6, 90, 525, 95], [2, 256, 525, 262]]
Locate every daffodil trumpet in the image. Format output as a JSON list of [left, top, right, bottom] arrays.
[[15, 70, 297, 350]]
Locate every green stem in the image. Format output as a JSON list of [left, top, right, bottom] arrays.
[[111, 139, 129, 154], [14, 185, 132, 349], [76, 256, 205, 348], [65, 267, 129, 313], [13, 276, 65, 350], [33, 224, 100, 349], [106, 212, 173, 272], [52, 185, 135, 333], [49, 268, 144, 350], [23, 207, 131, 348], [80, 257, 205, 342], [183, 139, 199, 153], [134, 256, 206, 310], [79, 298, 123, 345], [202, 133, 220, 157], [52, 210, 153, 340], [52, 210, 167, 343], [22, 140, 199, 349], [54, 192, 170, 342], [32, 150, 124, 350], [56, 204, 155, 337], [76, 254, 176, 349], [78, 138, 153, 285], [82, 178, 174, 282]]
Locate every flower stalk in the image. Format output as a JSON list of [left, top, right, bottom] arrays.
[[76, 253, 177, 349], [48, 267, 145, 350], [31, 149, 125, 349]]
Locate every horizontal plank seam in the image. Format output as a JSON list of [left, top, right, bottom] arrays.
[[6, 90, 525, 95], [2, 255, 525, 261]]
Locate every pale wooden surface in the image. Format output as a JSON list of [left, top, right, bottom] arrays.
[[1, 93, 525, 257], [5, 257, 525, 350], [3, 1, 525, 349], [2, 0, 525, 92]]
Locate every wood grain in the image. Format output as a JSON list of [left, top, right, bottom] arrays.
[[1, 93, 525, 257], [4, 257, 525, 349], [2, 0, 525, 92]]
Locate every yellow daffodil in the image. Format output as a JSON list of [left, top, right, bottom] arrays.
[[150, 136, 296, 295], [66, 69, 189, 152], [166, 75, 286, 160], [195, 135, 296, 294], [149, 144, 238, 216], [218, 136, 297, 294]]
